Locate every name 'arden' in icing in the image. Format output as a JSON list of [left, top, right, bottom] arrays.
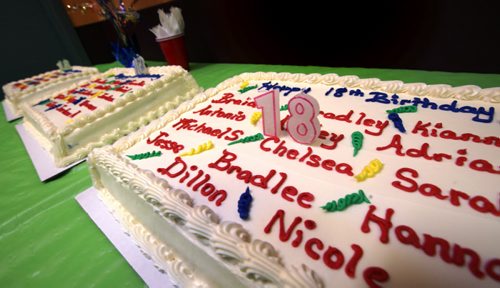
[[88, 72, 500, 287]]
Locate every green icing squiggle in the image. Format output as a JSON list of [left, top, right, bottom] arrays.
[[228, 133, 264, 145], [386, 105, 417, 114], [127, 150, 162, 160], [321, 190, 370, 213]]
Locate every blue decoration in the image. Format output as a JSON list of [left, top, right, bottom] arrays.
[[111, 42, 137, 68], [388, 113, 406, 133], [115, 73, 162, 80], [237, 187, 253, 220]]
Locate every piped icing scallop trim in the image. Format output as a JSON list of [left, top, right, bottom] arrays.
[[97, 187, 197, 288], [95, 71, 500, 288], [2, 66, 99, 101], [89, 147, 324, 288]]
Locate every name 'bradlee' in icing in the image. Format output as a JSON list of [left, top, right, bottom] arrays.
[[31, 73, 162, 129], [123, 76, 500, 287]]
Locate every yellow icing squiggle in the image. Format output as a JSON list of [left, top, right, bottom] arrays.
[[240, 81, 249, 89], [250, 111, 262, 125], [354, 159, 383, 182], [179, 141, 214, 157]]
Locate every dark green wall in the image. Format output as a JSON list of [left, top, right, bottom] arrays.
[[0, 0, 90, 99]]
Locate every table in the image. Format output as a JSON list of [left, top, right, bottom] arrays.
[[1, 62, 499, 287]]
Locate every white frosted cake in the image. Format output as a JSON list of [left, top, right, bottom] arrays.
[[3, 66, 99, 117], [21, 66, 201, 167], [88, 72, 500, 287]]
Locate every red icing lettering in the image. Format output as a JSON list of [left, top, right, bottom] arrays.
[[146, 131, 184, 153], [393, 167, 499, 217], [379, 135, 500, 175], [264, 209, 306, 245], [208, 150, 314, 209], [113, 85, 132, 93], [363, 266, 390, 288], [79, 100, 97, 111], [171, 118, 244, 141], [486, 259, 500, 281], [345, 244, 363, 278], [361, 205, 499, 282], [318, 130, 345, 150], [128, 80, 145, 86], [211, 92, 256, 108], [412, 120, 500, 148], [305, 238, 324, 260], [323, 247, 344, 270], [395, 225, 421, 248], [260, 137, 354, 176], [361, 205, 394, 243], [193, 104, 246, 121], [56, 105, 81, 118], [265, 209, 364, 278], [98, 93, 114, 102], [157, 157, 227, 206]]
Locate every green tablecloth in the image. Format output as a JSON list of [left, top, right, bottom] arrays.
[[1, 62, 499, 287]]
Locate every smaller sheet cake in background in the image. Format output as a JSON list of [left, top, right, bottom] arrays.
[[20, 66, 201, 167], [3, 65, 99, 119]]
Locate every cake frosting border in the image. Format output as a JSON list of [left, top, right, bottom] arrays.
[[88, 71, 500, 287], [21, 66, 201, 167]]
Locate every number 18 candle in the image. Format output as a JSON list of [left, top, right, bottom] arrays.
[[254, 89, 321, 145]]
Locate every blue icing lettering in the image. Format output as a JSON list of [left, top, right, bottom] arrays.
[[365, 92, 495, 124], [259, 81, 312, 96]]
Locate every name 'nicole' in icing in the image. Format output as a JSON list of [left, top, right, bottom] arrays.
[[264, 209, 389, 287]]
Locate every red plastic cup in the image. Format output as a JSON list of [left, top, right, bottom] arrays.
[[156, 33, 189, 70]]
